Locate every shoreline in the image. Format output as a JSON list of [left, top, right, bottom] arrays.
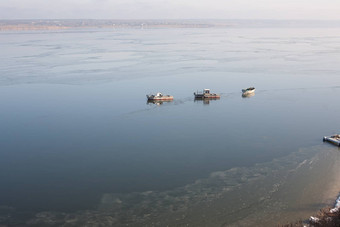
[[285, 194, 340, 226]]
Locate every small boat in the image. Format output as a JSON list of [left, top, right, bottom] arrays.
[[146, 92, 173, 101], [242, 87, 255, 95], [194, 89, 220, 99], [323, 134, 340, 147]]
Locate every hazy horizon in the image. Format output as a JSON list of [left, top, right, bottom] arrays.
[[2, 18, 340, 21], [1, 0, 340, 20]]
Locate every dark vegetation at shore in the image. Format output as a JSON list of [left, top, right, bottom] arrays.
[[282, 207, 340, 227]]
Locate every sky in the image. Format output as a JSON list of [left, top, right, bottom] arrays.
[[1, 0, 340, 20]]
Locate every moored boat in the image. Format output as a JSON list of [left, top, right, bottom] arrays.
[[242, 87, 255, 95], [323, 134, 340, 147], [194, 89, 220, 99], [146, 92, 173, 101]]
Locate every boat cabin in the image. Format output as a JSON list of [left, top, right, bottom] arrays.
[[194, 89, 220, 99], [146, 92, 173, 101]]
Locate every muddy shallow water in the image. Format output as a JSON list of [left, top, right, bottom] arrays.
[[15, 145, 340, 226]]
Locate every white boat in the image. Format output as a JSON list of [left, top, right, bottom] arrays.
[[242, 87, 255, 95], [146, 92, 173, 101], [323, 134, 340, 147]]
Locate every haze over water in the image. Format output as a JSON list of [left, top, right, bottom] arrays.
[[1, 23, 340, 226]]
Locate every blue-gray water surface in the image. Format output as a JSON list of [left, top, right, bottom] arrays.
[[1, 27, 340, 226]]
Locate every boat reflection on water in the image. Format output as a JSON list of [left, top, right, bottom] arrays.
[[147, 100, 173, 106], [242, 92, 255, 98], [194, 97, 220, 105]]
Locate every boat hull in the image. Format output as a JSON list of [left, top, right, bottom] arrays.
[[242, 88, 255, 95], [147, 97, 173, 101], [194, 94, 220, 99], [323, 135, 340, 147], [147, 95, 173, 101]]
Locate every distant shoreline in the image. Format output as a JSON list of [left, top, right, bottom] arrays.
[[1, 19, 340, 31]]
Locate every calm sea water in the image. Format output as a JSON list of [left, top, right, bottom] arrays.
[[1, 27, 340, 226]]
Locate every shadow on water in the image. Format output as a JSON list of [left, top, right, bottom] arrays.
[[242, 92, 255, 98], [146, 100, 173, 106], [194, 97, 220, 105]]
